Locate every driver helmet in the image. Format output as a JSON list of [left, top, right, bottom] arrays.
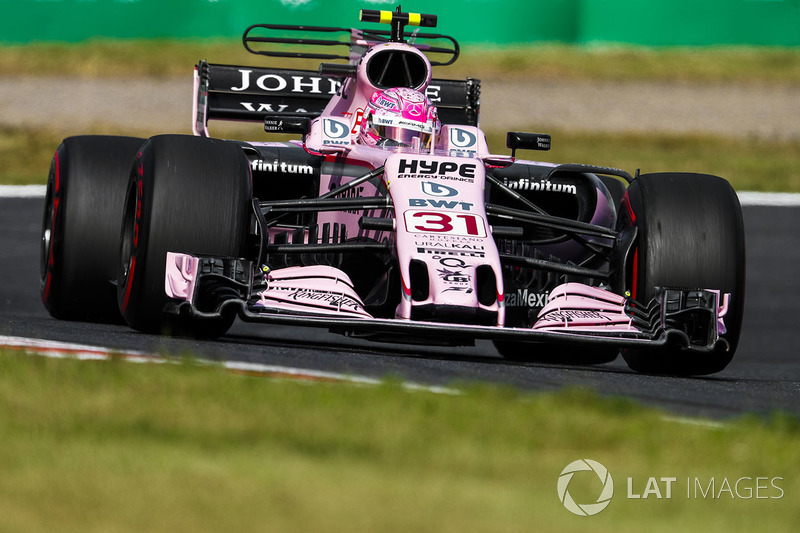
[[359, 87, 440, 151]]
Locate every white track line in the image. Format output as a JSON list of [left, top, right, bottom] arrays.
[[0, 335, 154, 362], [0, 335, 458, 394], [735, 192, 800, 207], [660, 415, 726, 429], [3, 185, 799, 206], [0, 185, 46, 198]]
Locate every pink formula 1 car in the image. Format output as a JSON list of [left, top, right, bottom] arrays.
[[40, 8, 745, 375]]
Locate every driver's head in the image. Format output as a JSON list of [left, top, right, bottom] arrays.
[[358, 87, 439, 151]]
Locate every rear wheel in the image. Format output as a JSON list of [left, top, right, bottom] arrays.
[[117, 135, 252, 337], [619, 172, 745, 375], [40, 135, 144, 322]]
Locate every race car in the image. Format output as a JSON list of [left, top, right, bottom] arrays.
[[40, 7, 746, 376]]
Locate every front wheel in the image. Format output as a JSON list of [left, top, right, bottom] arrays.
[[117, 135, 252, 337], [618, 172, 745, 376], [40, 135, 144, 322]]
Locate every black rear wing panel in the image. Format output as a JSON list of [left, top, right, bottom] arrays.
[[193, 61, 481, 135]]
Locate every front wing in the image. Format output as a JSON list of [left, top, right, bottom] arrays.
[[164, 252, 732, 354]]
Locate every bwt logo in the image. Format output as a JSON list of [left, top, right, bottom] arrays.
[[421, 181, 458, 197], [449, 128, 477, 148], [557, 459, 614, 517], [397, 159, 476, 178], [323, 119, 350, 139], [408, 198, 473, 211]]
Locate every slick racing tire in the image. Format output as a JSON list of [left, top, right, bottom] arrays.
[[40, 135, 145, 322], [618, 172, 745, 376], [494, 340, 619, 366], [117, 135, 251, 337]]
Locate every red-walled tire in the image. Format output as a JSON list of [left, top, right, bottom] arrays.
[[40, 135, 144, 322], [618, 172, 746, 376], [116, 135, 252, 337]]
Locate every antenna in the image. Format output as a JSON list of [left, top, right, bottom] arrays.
[[359, 7, 437, 43]]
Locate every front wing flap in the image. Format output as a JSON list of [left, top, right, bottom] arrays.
[[164, 253, 730, 353]]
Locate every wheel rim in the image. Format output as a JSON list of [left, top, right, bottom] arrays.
[[118, 179, 139, 314], [40, 181, 55, 282]]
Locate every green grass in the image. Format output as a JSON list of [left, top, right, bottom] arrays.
[[5, 125, 797, 192], [0, 350, 798, 532], [0, 126, 63, 186], [2, 39, 799, 84]]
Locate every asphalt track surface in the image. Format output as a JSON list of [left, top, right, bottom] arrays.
[[1, 196, 799, 419]]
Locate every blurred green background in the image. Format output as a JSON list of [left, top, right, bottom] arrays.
[[2, 0, 799, 46]]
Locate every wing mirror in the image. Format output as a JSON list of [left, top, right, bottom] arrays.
[[506, 132, 551, 158], [264, 115, 312, 135]]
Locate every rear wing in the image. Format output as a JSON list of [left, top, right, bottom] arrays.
[[192, 61, 481, 136]]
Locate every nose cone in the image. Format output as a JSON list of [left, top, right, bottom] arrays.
[[401, 257, 504, 326], [430, 262, 479, 307], [384, 152, 505, 326]]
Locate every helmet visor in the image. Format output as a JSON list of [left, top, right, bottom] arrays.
[[369, 124, 433, 149]]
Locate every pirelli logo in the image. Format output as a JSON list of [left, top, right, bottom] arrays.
[[416, 247, 485, 258]]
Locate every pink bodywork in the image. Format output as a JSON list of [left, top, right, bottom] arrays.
[[532, 283, 637, 332], [165, 253, 731, 339], [165, 252, 198, 304], [175, 27, 733, 344], [257, 265, 371, 318], [382, 152, 504, 323]]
